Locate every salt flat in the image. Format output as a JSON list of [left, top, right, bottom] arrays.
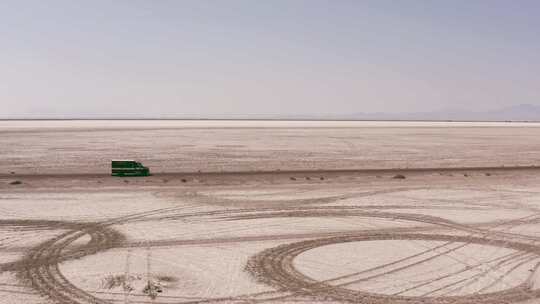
[[1, 120, 540, 304], [2, 120, 540, 175]]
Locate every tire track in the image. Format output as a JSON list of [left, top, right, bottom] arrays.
[[246, 233, 540, 304], [6, 204, 540, 304]]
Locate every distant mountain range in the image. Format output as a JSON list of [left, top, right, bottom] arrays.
[[251, 104, 540, 121], [330, 104, 540, 122], [4, 104, 540, 122]]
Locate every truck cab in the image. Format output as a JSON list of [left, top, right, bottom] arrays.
[[111, 160, 150, 176]]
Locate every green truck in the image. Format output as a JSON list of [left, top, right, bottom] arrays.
[[111, 160, 150, 176]]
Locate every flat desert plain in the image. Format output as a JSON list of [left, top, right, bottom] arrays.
[[2, 120, 540, 304]]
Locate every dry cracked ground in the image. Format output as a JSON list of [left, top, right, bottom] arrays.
[[2, 120, 540, 304]]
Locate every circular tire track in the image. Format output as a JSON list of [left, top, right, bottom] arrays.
[[2, 206, 184, 304], [6, 204, 540, 304], [246, 233, 540, 304], [21, 225, 124, 304], [0, 220, 125, 304]]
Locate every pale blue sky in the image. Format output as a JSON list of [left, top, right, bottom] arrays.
[[1, 0, 539, 117]]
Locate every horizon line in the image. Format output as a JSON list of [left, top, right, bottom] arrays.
[[1, 118, 539, 123]]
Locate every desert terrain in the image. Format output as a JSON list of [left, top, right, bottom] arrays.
[[2, 120, 540, 304]]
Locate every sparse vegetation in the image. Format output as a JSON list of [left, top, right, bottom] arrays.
[[393, 174, 406, 179], [101, 274, 140, 290], [143, 281, 162, 299], [9, 180, 22, 185], [156, 275, 178, 282]]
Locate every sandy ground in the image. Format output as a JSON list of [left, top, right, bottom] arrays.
[[2, 121, 540, 304]]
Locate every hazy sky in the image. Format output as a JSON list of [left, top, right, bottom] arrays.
[[2, 0, 540, 118]]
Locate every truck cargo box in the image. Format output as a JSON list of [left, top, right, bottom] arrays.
[[111, 160, 150, 176]]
